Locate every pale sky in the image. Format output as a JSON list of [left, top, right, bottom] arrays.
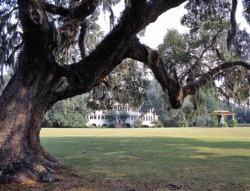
[[98, 2, 188, 48], [99, 0, 250, 49], [140, 3, 188, 48], [141, 0, 250, 48]]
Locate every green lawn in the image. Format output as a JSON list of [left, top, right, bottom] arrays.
[[40, 128, 250, 191]]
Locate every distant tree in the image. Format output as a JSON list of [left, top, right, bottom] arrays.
[[87, 60, 149, 110], [43, 94, 89, 127], [119, 111, 129, 125], [106, 110, 117, 124], [141, 79, 185, 127], [234, 106, 250, 123], [141, 79, 169, 125]]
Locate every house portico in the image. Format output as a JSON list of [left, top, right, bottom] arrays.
[[87, 103, 158, 127]]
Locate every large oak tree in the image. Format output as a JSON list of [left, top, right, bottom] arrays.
[[0, 0, 249, 184]]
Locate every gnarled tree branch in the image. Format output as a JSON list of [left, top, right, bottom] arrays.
[[126, 38, 183, 109], [45, 3, 71, 16], [57, 0, 102, 54], [56, 0, 186, 103], [186, 58, 202, 85], [227, 0, 238, 51], [125, 38, 250, 109], [183, 61, 250, 97], [79, 21, 88, 59], [18, 0, 50, 51]]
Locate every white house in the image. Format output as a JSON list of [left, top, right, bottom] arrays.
[[86, 103, 158, 127]]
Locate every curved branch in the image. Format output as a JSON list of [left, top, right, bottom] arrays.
[[126, 39, 250, 109], [57, 0, 102, 54], [183, 61, 250, 97], [186, 59, 201, 85], [18, 0, 48, 32], [126, 38, 183, 109], [54, 0, 187, 103], [18, 0, 56, 56], [227, 0, 238, 51], [144, 0, 186, 25], [78, 21, 88, 59], [45, 3, 71, 16]]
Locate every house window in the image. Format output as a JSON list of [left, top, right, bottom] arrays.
[[101, 115, 104, 119], [94, 115, 96, 119], [98, 115, 100, 119]]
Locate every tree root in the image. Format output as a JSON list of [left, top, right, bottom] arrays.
[[0, 163, 61, 184]]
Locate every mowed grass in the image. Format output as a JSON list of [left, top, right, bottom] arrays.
[[40, 128, 250, 191]]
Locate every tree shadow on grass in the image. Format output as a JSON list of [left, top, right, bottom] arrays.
[[38, 136, 250, 191]]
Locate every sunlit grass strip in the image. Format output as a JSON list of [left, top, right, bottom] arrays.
[[41, 127, 250, 138]]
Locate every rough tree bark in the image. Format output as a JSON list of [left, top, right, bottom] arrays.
[[0, 0, 249, 184]]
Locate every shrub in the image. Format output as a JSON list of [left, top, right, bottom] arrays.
[[108, 124, 116, 128], [133, 120, 141, 128], [207, 116, 217, 127], [101, 124, 108, 128], [79, 124, 88, 128], [177, 120, 189, 127], [124, 123, 131, 128], [106, 111, 117, 124], [42, 120, 53, 127], [228, 119, 237, 127], [218, 121, 228, 127], [88, 124, 97, 128], [155, 120, 164, 127]]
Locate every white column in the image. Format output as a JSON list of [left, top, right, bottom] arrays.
[[221, 115, 224, 123], [208, 116, 210, 127]]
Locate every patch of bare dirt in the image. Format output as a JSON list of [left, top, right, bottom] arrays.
[[0, 167, 188, 191], [0, 167, 89, 191]]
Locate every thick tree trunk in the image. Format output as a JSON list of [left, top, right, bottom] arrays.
[[27, 101, 62, 168], [0, 63, 61, 183]]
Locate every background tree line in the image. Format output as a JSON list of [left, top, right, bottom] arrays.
[[1, 0, 249, 128], [2, 70, 249, 128]]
